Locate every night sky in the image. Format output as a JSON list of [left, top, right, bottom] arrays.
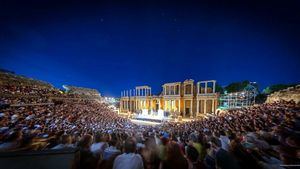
[[1, 0, 300, 97]]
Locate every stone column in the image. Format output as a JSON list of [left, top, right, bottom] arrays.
[[204, 99, 207, 114], [183, 100, 185, 117], [136, 100, 138, 110], [120, 100, 122, 112], [205, 82, 207, 94], [196, 99, 199, 116], [213, 81, 216, 93], [190, 99, 193, 117], [178, 99, 181, 113], [212, 99, 214, 114], [191, 84, 193, 95]]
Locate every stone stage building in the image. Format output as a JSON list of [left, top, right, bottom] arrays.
[[120, 79, 218, 118]]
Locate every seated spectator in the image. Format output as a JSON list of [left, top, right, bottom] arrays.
[[113, 137, 144, 169]]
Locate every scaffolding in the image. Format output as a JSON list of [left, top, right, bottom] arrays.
[[219, 84, 258, 109]]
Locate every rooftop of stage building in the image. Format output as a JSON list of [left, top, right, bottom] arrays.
[[162, 81, 182, 86], [135, 85, 151, 89]]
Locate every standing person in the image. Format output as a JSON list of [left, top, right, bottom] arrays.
[[78, 134, 98, 169], [161, 141, 189, 169], [219, 130, 230, 151], [188, 133, 203, 159], [113, 137, 144, 169], [211, 137, 240, 169], [141, 138, 160, 169], [186, 145, 205, 169], [103, 136, 121, 160], [90, 132, 108, 158]]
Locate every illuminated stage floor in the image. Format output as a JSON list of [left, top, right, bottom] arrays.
[[130, 119, 162, 126]]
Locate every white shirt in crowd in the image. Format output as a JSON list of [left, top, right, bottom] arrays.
[[113, 153, 144, 169], [90, 142, 106, 154], [219, 135, 230, 151], [51, 144, 75, 150]]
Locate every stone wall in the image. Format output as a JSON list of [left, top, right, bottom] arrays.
[[266, 85, 300, 104]]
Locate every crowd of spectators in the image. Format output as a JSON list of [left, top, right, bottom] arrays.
[[0, 72, 98, 105], [0, 72, 299, 169], [63, 85, 101, 99]]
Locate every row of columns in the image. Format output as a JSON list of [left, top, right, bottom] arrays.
[[196, 99, 216, 116], [121, 88, 152, 97], [197, 81, 216, 94], [136, 88, 151, 96], [164, 85, 180, 95], [164, 99, 181, 112], [121, 98, 217, 116]]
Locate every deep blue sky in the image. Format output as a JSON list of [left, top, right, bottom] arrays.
[[1, 0, 300, 97]]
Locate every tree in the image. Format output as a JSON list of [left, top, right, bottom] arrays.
[[224, 80, 250, 93], [215, 83, 224, 94], [255, 93, 267, 104], [263, 84, 297, 94]]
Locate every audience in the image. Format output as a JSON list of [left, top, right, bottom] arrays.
[[0, 71, 300, 169]]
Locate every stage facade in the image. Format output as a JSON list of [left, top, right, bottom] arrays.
[[120, 79, 219, 118]]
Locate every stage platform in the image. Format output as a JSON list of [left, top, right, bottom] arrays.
[[130, 119, 162, 126], [132, 109, 171, 123]]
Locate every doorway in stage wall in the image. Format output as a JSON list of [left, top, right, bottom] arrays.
[[184, 100, 192, 117], [185, 108, 190, 117]]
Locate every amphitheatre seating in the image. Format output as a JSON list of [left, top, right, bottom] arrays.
[[266, 85, 300, 103]]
